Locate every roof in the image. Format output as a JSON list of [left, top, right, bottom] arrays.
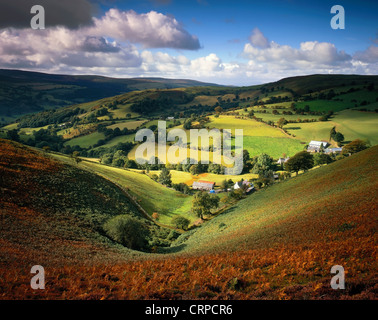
[[235, 180, 251, 188], [309, 141, 328, 147], [197, 180, 215, 185], [192, 180, 215, 189], [277, 157, 290, 164], [324, 147, 343, 153]]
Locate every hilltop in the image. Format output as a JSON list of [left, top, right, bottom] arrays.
[[0, 139, 376, 299]]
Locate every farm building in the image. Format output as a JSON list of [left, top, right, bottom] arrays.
[[234, 180, 250, 189], [277, 157, 290, 165], [324, 147, 343, 154], [307, 141, 329, 152], [234, 180, 254, 193], [192, 180, 215, 191]]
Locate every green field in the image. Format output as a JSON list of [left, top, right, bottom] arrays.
[[64, 131, 105, 148], [294, 100, 353, 112], [106, 120, 147, 130], [243, 136, 305, 158], [285, 110, 378, 145], [209, 115, 286, 137], [332, 110, 378, 145]]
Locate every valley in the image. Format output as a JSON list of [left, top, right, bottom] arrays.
[[0, 73, 377, 300]]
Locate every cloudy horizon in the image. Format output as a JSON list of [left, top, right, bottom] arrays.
[[0, 0, 377, 85]]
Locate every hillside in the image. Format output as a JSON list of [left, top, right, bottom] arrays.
[[0, 69, 220, 121], [0, 139, 376, 299], [0, 139, 178, 268]]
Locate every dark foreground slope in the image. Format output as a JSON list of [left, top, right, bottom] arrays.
[[0, 140, 377, 299], [0, 139, 153, 268]]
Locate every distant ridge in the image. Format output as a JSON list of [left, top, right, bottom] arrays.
[[0, 69, 222, 118]]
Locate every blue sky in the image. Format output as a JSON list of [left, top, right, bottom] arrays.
[[105, 0, 376, 54], [0, 0, 377, 85]]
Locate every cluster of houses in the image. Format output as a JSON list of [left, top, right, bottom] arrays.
[[307, 140, 343, 154]]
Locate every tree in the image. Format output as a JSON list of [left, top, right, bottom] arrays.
[[313, 153, 333, 166], [220, 179, 228, 191], [208, 163, 224, 174], [101, 153, 113, 165], [252, 153, 274, 175], [277, 117, 288, 129], [72, 151, 82, 164], [242, 149, 252, 173], [183, 119, 192, 130], [124, 159, 137, 169], [191, 191, 219, 220], [333, 132, 345, 145], [330, 126, 337, 140], [214, 106, 223, 114], [284, 151, 314, 175], [103, 215, 149, 250], [158, 167, 172, 187], [342, 139, 368, 154], [171, 216, 190, 230], [189, 164, 200, 175], [112, 150, 128, 167], [6, 129, 20, 142]]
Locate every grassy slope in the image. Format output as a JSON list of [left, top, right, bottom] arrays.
[[69, 158, 196, 226], [177, 146, 378, 254]]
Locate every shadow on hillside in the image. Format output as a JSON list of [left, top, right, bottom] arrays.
[[286, 126, 301, 130]]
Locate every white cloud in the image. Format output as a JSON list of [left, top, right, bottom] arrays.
[[249, 27, 269, 49], [243, 39, 351, 67], [0, 8, 200, 74], [353, 45, 378, 63], [236, 28, 378, 83], [91, 9, 200, 50]]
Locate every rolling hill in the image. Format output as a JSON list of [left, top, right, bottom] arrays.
[[2, 74, 376, 167], [0, 138, 376, 299], [0, 69, 221, 120]]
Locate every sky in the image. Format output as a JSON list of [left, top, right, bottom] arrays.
[[0, 0, 377, 85]]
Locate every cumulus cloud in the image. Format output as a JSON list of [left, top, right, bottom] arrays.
[[0, 26, 142, 71], [0, 0, 95, 29], [0, 8, 201, 75], [243, 38, 351, 67], [249, 27, 270, 49], [353, 45, 378, 63], [91, 9, 200, 50]]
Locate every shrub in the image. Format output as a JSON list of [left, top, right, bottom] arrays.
[[103, 215, 149, 251], [171, 216, 190, 230]]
